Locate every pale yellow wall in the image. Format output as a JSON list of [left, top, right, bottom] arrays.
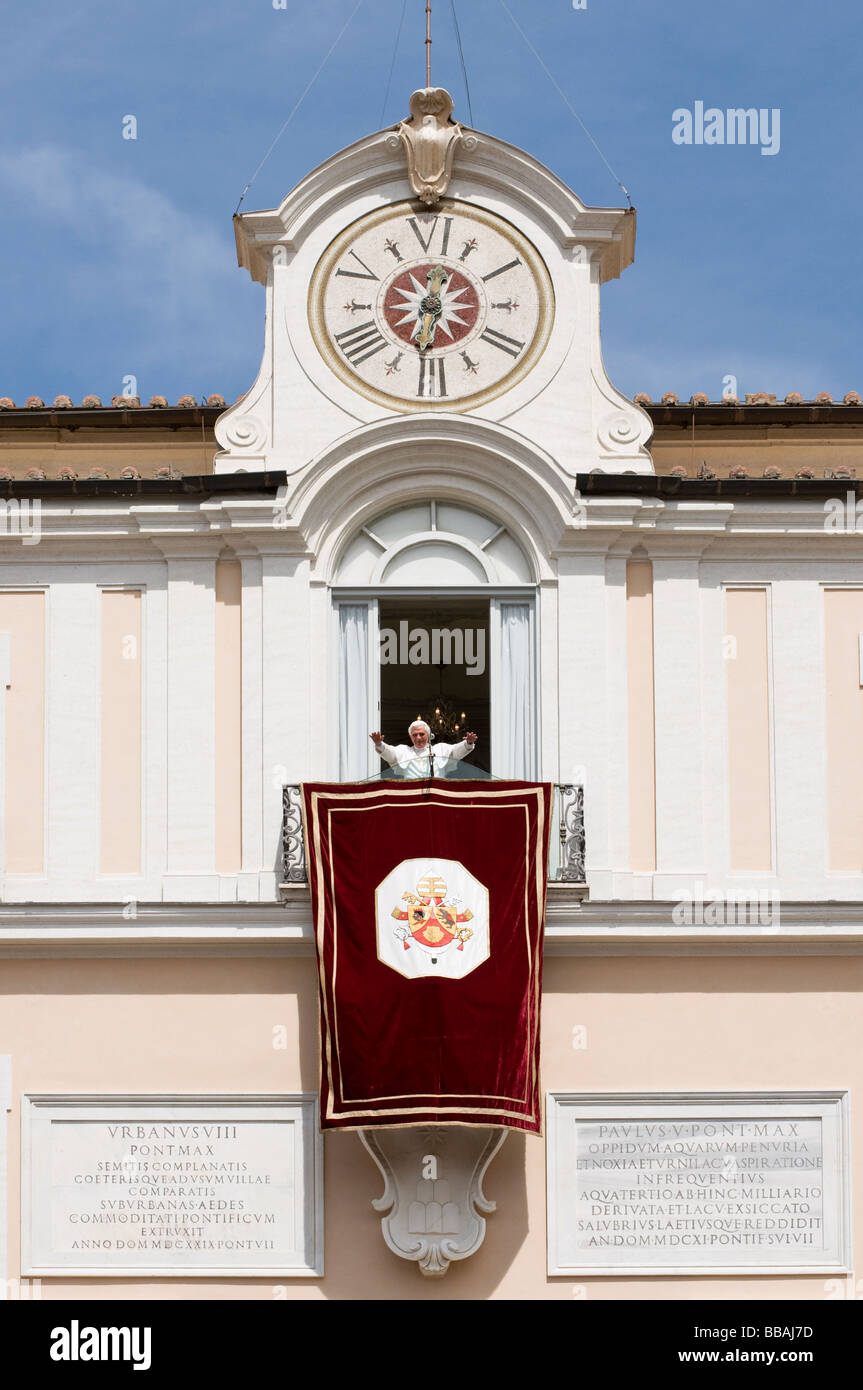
[[100, 591, 142, 875], [824, 589, 863, 871], [1, 422, 860, 482], [0, 592, 45, 874], [626, 561, 656, 871], [0, 429, 218, 479], [651, 429, 863, 478], [215, 559, 242, 873], [1, 953, 858, 1300], [725, 588, 772, 871]]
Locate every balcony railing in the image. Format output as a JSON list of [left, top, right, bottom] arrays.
[[281, 782, 585, 887]]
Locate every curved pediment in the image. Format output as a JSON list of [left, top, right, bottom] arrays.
[[218, 88, 653, 477], [234, 114, 635, 288]]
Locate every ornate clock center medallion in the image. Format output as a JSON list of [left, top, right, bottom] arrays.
[[380, 262, 482, 351]]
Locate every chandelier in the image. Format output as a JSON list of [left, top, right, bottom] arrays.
[[429, 699, 467, 738]]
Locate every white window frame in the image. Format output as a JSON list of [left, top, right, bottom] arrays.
[[333, 586, 538, 781]]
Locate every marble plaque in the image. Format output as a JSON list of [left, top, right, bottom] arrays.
[[22, 1096, 323, 1277], [547, 1092, 850, 1276]]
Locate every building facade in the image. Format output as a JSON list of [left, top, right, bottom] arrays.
[[1, 90, 862, 1300]]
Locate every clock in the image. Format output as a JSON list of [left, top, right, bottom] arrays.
[[308, 199, 554, 411]]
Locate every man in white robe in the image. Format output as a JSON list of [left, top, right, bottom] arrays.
[[370, 719, 477, 779]]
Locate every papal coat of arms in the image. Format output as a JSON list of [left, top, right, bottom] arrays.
[[375, 857, 490, 980]]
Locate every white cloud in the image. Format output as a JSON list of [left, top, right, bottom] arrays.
[[0, 144, 247, 372]]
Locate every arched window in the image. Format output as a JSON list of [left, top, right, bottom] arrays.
[[333, 502, 537, 782], [335, 500, 534, 587]]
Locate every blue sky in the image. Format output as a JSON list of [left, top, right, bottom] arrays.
[[1, 0, 860, 406]]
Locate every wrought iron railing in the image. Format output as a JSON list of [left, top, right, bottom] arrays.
[[281, 783, 586, 887], [282, 785, 307, 884], [549, 783, 586, 883]]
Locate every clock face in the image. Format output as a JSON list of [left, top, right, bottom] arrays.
[[308, 200, 554, 411]]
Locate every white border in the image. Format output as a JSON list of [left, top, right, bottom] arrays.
[[0, 1058, 10, 1289], [22, 1093, 323, 1279], [546, 1090, 851, 1277]]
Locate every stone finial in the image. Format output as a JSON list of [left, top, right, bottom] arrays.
[[395, 88, 466, 206]]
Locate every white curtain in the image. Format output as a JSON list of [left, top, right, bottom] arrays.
[[338, 604, 369, 781], [499, 603, 535, 779]]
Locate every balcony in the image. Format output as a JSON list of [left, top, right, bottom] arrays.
[[281, 782, 585, 888]]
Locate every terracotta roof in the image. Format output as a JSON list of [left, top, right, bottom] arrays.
[[1, 390, 860, 411], [634, 390, 862, 407], [0, 393, 230, 410]]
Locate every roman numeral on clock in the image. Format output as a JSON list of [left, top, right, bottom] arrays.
[[407, 215, 454, 257], [479, 327, 525, 358], [335, 250, 380, 281], [335, 321, 387, 365], [481, 258, 522, 282], [417, 356, 447, 398]]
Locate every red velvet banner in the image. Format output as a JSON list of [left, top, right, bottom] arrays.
[[302, 780, 551, 1133]]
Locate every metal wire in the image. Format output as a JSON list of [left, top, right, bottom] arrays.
[[235, 0, 365, 215], [450, 0, 474, 127], [497, 0, 632, 206], [380, 0, 409, 128]]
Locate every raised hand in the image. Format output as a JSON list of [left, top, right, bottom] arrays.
[[369, 731, 384, 744]]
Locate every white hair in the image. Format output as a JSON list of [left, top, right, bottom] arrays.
[[409, 719, 435, 741]]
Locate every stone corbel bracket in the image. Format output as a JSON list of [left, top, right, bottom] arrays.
[[360, 1125, 506, 1277]]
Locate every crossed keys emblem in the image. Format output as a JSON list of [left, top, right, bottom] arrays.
[[391, 873, 474, 954]]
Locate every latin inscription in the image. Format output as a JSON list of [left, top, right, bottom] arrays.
[[24, 1099, 322, 1276], [547, 1096, 850, 1275], [574, 1119, 825, 1257]]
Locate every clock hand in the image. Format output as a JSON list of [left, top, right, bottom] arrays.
[[415, 264, 449, 351]]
